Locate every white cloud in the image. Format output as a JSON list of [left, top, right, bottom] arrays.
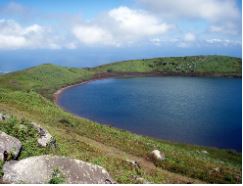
[[72, 6, 174, 46], [138, 0, 241, 36], [176, 32, 197, 48], [149, 32, 197, 48], [0, 35, 26, 49], [108, 6, 173, 37], [0, 19, 61, 49], [205, 38, 241, 46], [0, 2, 240, 50], [72, 25, 114, 45], [0, 19, 22, 34], [184, 32, 196, 42], [149, 37, 179, 46], [71, 4, 240, 48], [209, 23, 240, 35], [138, 0, 240, 23], [24, 24, 44, 34]]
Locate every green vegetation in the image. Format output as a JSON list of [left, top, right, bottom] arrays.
[[0, 116, 50, 159], [95, 55, 241, 76], [0, 114, 52, 182], [48, 168, 65, 184], [0, 55, 241, 183], [0, 64, 94, 99], [0, 161, 3, 178]]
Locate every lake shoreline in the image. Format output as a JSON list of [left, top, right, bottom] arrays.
[[53, 72, 163, 103], [53, 71, 241, 104], [0, 56, 242, 184], [53, 72, 241, 151]]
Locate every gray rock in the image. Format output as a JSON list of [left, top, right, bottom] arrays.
[[31, 122, 55, 147], [0, 131, 22, 161], [3, 155, 114, 184], [201, 150, 208, 154], [150, 149, 165, 161]]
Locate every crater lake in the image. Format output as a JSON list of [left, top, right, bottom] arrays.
[[57, 77, 242, 151]]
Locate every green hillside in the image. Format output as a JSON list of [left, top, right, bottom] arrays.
[[0, 64, 94, 99], [95, 55, 241, 76], [0, 55, 241, 183]]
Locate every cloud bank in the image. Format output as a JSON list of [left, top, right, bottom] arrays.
[[72, 7, 174, 47], [0, 0, 241, 50], [0, 19, 61, 49]]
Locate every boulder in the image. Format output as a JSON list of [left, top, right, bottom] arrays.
[[31, 122, 55, 147], [3, 155, 114, 184], [150, 150, 165, 161], [0, 131, 22, 161]]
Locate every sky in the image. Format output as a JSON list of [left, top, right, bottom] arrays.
[[0, 0, 242, 72]]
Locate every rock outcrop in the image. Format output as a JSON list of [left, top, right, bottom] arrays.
[[31, 122, 55, 147], [150, 150, 165, 161], [3, 155, 114, 184], [0, 131, 22, 161]]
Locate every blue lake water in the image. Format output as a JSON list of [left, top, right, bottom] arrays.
[[58, 77, 242, 151]]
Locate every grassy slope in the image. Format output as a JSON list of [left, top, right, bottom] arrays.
[[0, 64, 94, 99], [0, 55, 242, 183]]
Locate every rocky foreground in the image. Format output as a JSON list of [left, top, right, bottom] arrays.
[[0, 113, 114, 184], [0, 112, 168, 184], [3, 155, 113, 184]]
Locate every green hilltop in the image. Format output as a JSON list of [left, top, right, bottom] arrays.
[[0, 64, 94, 99], [95, 55, 241, 75], [0, 55, 242, 183]]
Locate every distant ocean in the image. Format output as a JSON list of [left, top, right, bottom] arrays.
[[0, 46, 241, 72]]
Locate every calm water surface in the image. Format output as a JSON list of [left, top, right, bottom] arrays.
[[58, 77, 242, 151]]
